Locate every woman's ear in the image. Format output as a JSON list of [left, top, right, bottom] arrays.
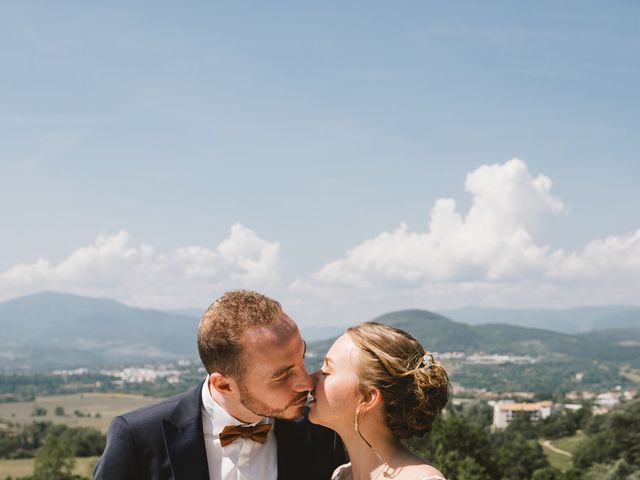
[[360, 387, 383, 413], [209, 372, 236, 396]]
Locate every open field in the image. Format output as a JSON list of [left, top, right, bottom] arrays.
[[0, 393, 157, 432], [542, 443, 573, 471], [620, 366, 640, 384], [540, 432, 585, 472], [0, 456, 98, 479], [550, 431, 585, 454]]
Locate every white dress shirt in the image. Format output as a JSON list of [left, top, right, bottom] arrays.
[[201, 378, 278, 480]]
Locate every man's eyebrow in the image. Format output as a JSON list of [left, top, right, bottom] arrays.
[[271, 365, 294, 379]]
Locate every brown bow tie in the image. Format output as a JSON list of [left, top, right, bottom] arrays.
[[219, 423, 272, 447]]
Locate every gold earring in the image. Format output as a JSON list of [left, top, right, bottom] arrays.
[[355, 403, 378, 455]]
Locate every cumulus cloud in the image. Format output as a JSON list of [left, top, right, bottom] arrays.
[[291, 159, 640, 314], [552, 229, 640, 283], [0, 224, 280, 309], [309, 159, 565, 287], [2, 158, 638, 320]]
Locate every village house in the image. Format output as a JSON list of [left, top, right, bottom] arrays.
[[492, 400, 556, 428]]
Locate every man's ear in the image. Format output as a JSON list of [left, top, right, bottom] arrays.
[[360, 387, 383, 414], [209, 372, 236, 396]]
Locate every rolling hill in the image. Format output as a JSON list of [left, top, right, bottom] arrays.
[[440, 305, 640, 333], [306, 309, 640, 369], [0, 291, 199, 370], [305, 309, 640, 393], [2, 292, 640, 374]]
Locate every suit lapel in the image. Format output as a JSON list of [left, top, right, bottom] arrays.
[[275, 416, 347, 480], [274, 418, 310, 480], [162, 385, 210, 480]]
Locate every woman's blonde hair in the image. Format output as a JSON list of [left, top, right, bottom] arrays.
[[347, 321, 450, 438]]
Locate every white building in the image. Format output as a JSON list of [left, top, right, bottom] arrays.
[[493, 400, 555, 428], [595, 392, 621, 408]]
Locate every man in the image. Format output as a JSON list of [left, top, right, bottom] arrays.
[[94, 290, 345, 480]]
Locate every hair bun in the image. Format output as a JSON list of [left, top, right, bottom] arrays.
[[347, 322, 450, 439], [400, 354, 450, 437]]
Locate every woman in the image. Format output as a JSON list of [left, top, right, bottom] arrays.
[[308, 321, 450, 480]]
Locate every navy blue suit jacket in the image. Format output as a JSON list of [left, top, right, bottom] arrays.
[[94, 384, 345, 480]]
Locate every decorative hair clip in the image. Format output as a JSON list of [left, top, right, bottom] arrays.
[[422, 354, 432, 369]]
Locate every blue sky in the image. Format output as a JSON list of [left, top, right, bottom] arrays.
[[1, 2, 639, 325]]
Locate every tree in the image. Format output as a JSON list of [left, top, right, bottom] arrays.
[[436, 450, 491, 480], [559, 469, 585, 480], [62, 426, 105, 456], [54, 406, 65, 416], [491, 431, 550, 480], [585, 459, 640, 480], [574, 400, 640, 469], [532, 467, 562, 480], [460, 401, 493, 429], [32, 432, 76, 480], [583, 412, 606, 434], [31, 406, 47, 417], [540, 411, 578, 439]]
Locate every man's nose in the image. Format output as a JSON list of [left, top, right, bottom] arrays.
[[309, 371, 321, 387], [293, 367, 314, 392]]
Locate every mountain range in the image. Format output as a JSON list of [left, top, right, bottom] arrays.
[[305, 309, 640, 370], [1, 292, 639, 371], [439, 305, 640, 333], [0, 291, 198, 370]]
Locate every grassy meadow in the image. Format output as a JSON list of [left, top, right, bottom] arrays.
[[541, 432, 585, 472], [0, 456, 99, 478], [0, 393, 157, 478], [550, 432, 586, 454], [0, 392, 157, 432]]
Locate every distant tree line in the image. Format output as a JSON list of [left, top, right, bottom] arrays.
[[0, 369, 205, 401], [1, 391, 638, 479], [0, 421, 104, 460], [405, 399, 640, 479], [454, 360, 632, 395]]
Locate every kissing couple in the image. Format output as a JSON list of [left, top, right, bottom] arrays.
[[95, 290, 450, 480]]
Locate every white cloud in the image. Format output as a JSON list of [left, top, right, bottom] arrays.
[[2, 159, 638, 321], [309, 159, 565, 287], [552, 229, 640, 282], [0, 224, 281, 309], [290, 159, 640, 315]]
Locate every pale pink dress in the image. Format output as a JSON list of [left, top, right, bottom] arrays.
[[331, 462, 446, 480]]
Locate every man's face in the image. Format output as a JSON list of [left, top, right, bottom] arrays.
[[236, 314, 313, 420]]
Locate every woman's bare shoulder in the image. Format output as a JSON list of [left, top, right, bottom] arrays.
[[399, 462, 446, 480]]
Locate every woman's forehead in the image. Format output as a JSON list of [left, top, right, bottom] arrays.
[[327, 334, 357, 365]]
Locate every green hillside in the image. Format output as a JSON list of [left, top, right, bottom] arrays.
[[306, 309, 640, 393], [375, 309, 482, 352], [0, 292, 199, 370], [441, 305, 640, 333]]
